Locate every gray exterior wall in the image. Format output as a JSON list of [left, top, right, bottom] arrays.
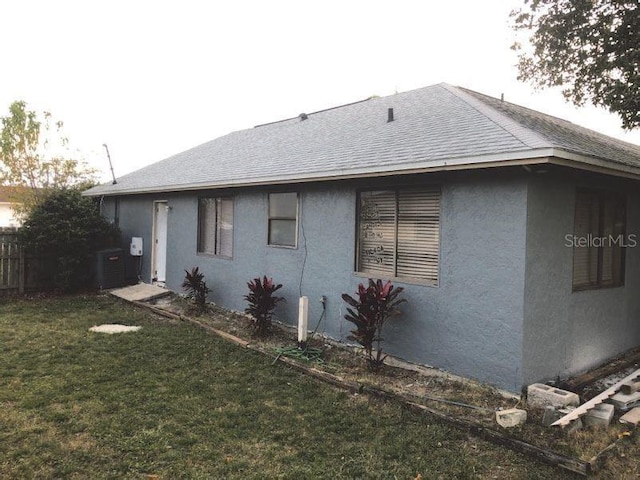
[[100, 167, 640, 392], [102, 195, 155, 282], [104, 172, 529, 391], [523, 171, 640, 385]]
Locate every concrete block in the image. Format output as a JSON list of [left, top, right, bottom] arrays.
[[495, 408, 527, 428], [610, 391, 640, 411], [527, 383, 580, 408], [542, 406, 575, 427], [620, 380, 640, 395], [619, 407, 640, 426], [584, 403, 614, 428], [610, 391, 640, 410], [565, 417, 583, 434]]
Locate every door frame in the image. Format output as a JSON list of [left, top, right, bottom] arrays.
[[151, 200, 169, 285]]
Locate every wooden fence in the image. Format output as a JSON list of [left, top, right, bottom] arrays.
[[0, 227, 42, 295]]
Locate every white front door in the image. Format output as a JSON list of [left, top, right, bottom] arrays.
[[152, 201, 168, 284]]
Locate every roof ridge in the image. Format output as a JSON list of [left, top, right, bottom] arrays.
[[441, 84, 551, 149], [454, 85, 640, 159], [254, 97, 373, 128]]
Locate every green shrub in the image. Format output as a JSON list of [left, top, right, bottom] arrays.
[[342, 279, 406, 371], [18, 188, 120, 292], [181, 267, 211, 313], [244, 276, 284, 336]]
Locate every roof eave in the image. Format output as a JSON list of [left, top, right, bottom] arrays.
[[548, 148, 640, 180], [83, 148, 640, 197]]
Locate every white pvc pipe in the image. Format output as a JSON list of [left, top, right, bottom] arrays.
[[298, 296, 309, 344]]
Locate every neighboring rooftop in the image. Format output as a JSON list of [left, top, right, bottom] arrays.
[[0, 186, 24, 203], [85, 83, 640, 197]]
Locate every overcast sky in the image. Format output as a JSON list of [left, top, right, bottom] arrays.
[[2, 0, 639, 183]]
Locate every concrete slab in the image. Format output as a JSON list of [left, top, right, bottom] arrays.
[[89, 324, 142, 334], [619, 407, 640, 426], [110, 283, 171, 302]]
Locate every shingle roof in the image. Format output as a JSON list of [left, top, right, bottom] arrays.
[[86, 83, 640, 196], [0, 186, 23, 203], [456, 86, 640, 168]]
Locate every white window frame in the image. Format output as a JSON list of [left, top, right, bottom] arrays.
[[267, 192, 298, 248], [356, 187, 441, 286], [197, 197, 234, 258]]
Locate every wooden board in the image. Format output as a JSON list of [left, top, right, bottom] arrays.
[[563, 348, 640, 391], [552, 368, 640, 428]]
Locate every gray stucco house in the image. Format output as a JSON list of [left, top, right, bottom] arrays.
[[86, 83, 640, 392]]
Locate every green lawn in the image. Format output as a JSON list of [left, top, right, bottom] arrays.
[[0, 294, 573, 479]]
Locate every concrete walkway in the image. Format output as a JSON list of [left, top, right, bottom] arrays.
[[110, 283, 171, 302]]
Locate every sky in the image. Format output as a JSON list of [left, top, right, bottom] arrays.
[[1, 0, 639, 183]]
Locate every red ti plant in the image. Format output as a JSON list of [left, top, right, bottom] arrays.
[[342, 279, 406, 371], [244, 276, 285, 336], [181, 267, 211, 313]]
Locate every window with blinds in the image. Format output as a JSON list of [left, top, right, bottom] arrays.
[[572, 189, 626, 290], [357, 187, 440, 285], [198, 197, 234, 258]]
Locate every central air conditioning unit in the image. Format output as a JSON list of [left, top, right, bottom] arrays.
[[95, 248, 126, 290]]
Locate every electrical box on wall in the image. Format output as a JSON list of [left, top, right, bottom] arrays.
[[130, 237, 143, 256]]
